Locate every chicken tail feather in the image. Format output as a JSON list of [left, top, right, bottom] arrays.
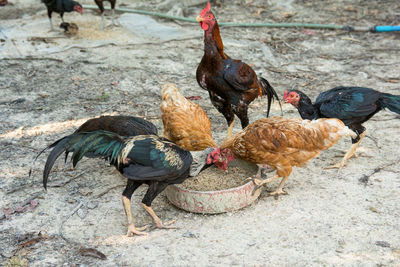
[[29, 137, 64, 180], [259, 77, 282, 117], [43, 131, 125, 190], [380, 93, 400, 115]]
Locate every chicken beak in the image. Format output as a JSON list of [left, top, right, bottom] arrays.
[[196, 16, 204, 22]]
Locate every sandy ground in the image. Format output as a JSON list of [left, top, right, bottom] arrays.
[[1, 0, 400, 266]]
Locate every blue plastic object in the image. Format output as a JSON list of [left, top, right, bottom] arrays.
[[373, 26, 400, 32]]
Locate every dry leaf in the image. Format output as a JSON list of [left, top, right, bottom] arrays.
[[344, 5, 356, 12], [78, 247, 107, 260], [369, 9, 379, 16], [369, 206, 379, 213], [281, 11, 295, 19], [39, 93, 49, 98], [303, 29, 316, 35]]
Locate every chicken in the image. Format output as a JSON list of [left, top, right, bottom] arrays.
[[30, 115, 158, 177], [94, 0, 116, 30], [160, 83, 217, 151], [283, 87, 400, 169], [42, 130, 195, 236], [42, 0, 83, 31], [196, 2, 280, 139], [59, 22, 79, 36], [75, 115, 158, 136], [206, 117, 356, 196]]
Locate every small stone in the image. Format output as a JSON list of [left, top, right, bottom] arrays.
[[369, 206, 379, 213], [182, 231, 197, 238], [78, 188, 92, 196], [375, 241, 390, 248], [87, 201, 99, 209], [77, 208, 87, 219]]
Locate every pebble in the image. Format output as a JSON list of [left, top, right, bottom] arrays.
[[182, 231, 197, 238], [375, 241, 390, 248], [77, 208, 87, 219], [87, 201, 99, 209]]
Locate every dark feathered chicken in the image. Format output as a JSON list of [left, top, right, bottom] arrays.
[[59, 22, 79, 36], [41, 0, 83, 30], [94, 0, 116, 30], [76, 115, 158, 136], [196, 2, 280, 139], [30, 115, 157, 180], [43, 130, 193, 236], [283, 86, 400, 169]]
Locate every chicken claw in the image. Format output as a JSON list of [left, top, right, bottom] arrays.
[[155, 219, 178, 229], [251, 182, 263, 196], [267, 189, 288, 200], [127, 224, 149, 237], [325, 161, 346, 171], [142, 204, 179, 230]]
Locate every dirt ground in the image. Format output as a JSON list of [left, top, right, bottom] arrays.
[[1, 0, 400, 266]]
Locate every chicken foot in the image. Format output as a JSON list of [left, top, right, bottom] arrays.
[[100, 9, 117, 30], [245, 164, 274, 187], [142, 204, 178, 230], [267, 176, 289, 197], [122, 196, 149, 237], [326, 131, 366, 171]]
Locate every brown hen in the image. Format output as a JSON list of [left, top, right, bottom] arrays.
[[207, 117, 356, 196], [161, 83, 217, 151]]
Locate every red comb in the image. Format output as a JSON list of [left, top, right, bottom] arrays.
[[283, 90, 288, 99], [200, 2, 211, 17]]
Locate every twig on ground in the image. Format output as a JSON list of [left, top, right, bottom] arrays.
[[0, 191, 43, 221], [58, 201, 84, 245], [6, 171, 85, 194], [359, 157, 400, 186], [94, 184, 125, 198], [2, 57, 64, 62], [49, 171, 86, 188]]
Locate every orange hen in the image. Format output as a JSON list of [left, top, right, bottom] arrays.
[[207, 117, 356, 196], [161, 83, 217, 151]]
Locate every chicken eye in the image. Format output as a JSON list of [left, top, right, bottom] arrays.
[[208, 15, 212, 18]]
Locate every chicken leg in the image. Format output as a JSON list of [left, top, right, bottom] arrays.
[[142, 204, 177, 229], [122, 196, 149, 236], [267, 176, 289, 196], [122, 180, 149, 236], [111, 8, 116, 25], [226, 119, 235, 140], [326, 131, 366, 170], [141, 182, 177, 229], [100, 12, 105, 30]]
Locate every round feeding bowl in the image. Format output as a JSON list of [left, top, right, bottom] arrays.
[[165, 159, 261, 214]]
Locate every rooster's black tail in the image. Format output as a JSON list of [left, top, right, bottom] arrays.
[[43, 131, 125, 190], [259, 77, 282, 117], [380, 93, 400, 115]]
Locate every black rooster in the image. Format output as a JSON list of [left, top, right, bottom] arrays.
[[43, 130, 195, 236], [94, 0, 116, 30], [30, 115, 158, 168], [75, 115, 158, 136], [41, 0, 83, 30], [283, 86, 400, 169], [195, 2, 280, 139]]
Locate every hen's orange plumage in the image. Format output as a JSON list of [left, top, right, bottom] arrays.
[[161, 83, 217, 151], [208, 117, 356, 196]]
